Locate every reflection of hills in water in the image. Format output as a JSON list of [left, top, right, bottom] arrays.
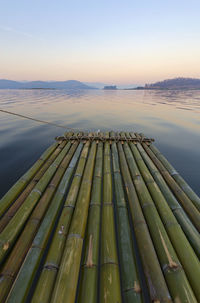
[[0, 89, 200, 114], [0, 89, 100, 106], [141, 90, 200, 113]]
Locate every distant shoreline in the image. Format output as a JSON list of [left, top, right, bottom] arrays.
[[124, 88, 200, 91], [1, 77, 200, 91], [1, 87, 200, 91], [21, 88, 55, 90]]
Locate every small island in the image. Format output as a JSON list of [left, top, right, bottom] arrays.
[[103, 85, 117, 90]]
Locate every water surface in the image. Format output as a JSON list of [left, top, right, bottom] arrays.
[[0, 89, 200, 198]]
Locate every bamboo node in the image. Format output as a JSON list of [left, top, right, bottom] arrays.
[[30, 217, 40, 223], [141, 202, 155, 209], [74, 173, 82, 177], [32, 189, 42, 196], [164, 221, 179, 229], [83, 180, 92, 185], [113, 169, 121, 174], [103, 202, 113, 206], [171, 205, 182, 211], [94, 174, 102, 178], [170, 171, 178, 176], [3, 242, 9, 251], [134, 219, 147, 229], [44, 263, 59, 271], [124, 282, 142, 294], [117, 205, 127, 208], [133, 281, 142, 293], [58, 189, 66, 195], [169, 261, 179, 269], [52, 163, 59, 168], [159, 229, 179, 270], [64, 204, 75, 209], [146, 179, 155, 185], [58, 225, 65, 235], [48, 183, 56, 189], [163, 262, 181, 273]]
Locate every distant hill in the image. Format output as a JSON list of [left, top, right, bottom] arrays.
[[103, 86, 117, 90], [0, 79, 96, 89], [141, 78, 200, 90]]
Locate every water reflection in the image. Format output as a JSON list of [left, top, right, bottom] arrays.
[[0, 89, 199, 197]]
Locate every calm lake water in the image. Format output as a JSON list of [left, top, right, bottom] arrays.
[[0, 89, 200, 198]]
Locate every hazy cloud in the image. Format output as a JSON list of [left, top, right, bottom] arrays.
[[0, 25, 33, 37], [0, 25, 44, 41]]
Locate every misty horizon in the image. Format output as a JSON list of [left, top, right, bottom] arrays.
[[1, 77, 200, 88]]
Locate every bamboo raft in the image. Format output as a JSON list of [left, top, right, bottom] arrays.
[[0, 131, 200, 303]]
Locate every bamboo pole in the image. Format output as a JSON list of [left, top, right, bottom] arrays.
[[0, 141, 72, 264], [0, 140, 67, 232], [0, 131, 199, 302], [50, 141, 97, 303], [122, 137, 197, 302], [134, 138, 200, 257], [126, 135, 200, 300], [78, 140, 103, 303], [0, 141, 59, 217], [111, 138, 142, 303], [150, 144, 200, 212], [141, 142, 200, 232], [100, 138, 122, 303], [0, 141, 79, 302], [31, 141, 90, 303], [117, 141, 171, 302], [5, 142, 83, 303]]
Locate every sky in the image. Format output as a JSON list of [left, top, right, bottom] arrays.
[[0, 0, 200, 85]]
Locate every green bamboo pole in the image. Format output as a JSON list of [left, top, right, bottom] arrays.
[[117, 141, 171, 302], [50, 141, 97, 303], [0, 141, 79, 302], [0, 141, 59, 217], [141, 142, 200, 232], [78, 140, 103, 303], [126, 136, 200, 300], [111, 139, 142, 303], [122, 138, 197, 302], [5, 142, 83, 303], [31, 141, 90, 303], [100, 138, 122, 303], [150, 144, 200, 212], [134, 138, 200, 258], [0, 140, 67, 232], [0, 141, 72, 264]]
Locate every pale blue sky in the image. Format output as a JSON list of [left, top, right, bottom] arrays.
[[1, 0, 200, 84]]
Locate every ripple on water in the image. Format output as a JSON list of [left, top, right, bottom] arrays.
[[0, 89, 200, 197]]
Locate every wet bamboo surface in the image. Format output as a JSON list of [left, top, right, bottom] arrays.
[[0, 131, 199, 303]]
